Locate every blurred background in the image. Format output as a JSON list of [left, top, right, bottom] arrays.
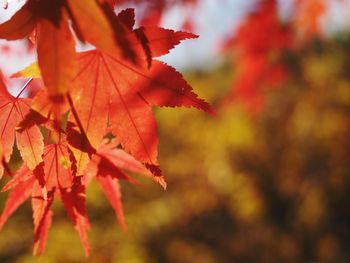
[[2, 0, 350, 262]]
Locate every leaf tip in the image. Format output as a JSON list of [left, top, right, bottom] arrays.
[[155, 176, 167, 190]]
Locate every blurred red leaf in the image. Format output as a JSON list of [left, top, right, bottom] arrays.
[[223, 0, 293, 113]]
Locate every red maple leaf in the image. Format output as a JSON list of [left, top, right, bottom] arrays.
[[0, 0, 149, 102], [0, 76, 44, 176], [222, 0, 293, 113], [294, 0, 327, 38], [0, 4, 212, 255], [84, 140, 156, 231], [0, 133, 161, 255], [16, 8, 214, 177]]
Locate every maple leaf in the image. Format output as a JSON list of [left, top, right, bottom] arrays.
[[0, 4, 212, 256], [84, 148, 140, 186], [60, 177, 90, 255], [31, 183, 54, 256], [15, 8, 213, 176], [84, 141, 160, 230], [222, 0, 293, 113], [0, 0, 76, 99], [36, 9, 76, 99], [0, 77, 44, 176], [0, 178, 50, 256], [0, 166, 51, 256], [0, 133, 153, 254], [33, 139, 75, 196], [68, 9, 213, 174], [96, 175, 126, 230], [294, 0, 326, 37], [0, 169, 36, 230], [0, 0, 146, 101], [0, 138, 90, 255], [68, 49, 212, 175]]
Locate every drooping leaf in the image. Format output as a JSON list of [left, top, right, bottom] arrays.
[[33, 209, 53, 256], [96, 175, 126, 230], [1, 165, 32, 192], [60, 177, 90, 256], [0, 136, 88, 254], [98, 142, 152, 176], [82, 141, 167, 230], [84, 141, 148, 185], [37, 9, 76, 98], [0, 176, 36, 230], [0, 80, 44, 176], [84, 142, 159, 231], [31, 183, 54, 256]]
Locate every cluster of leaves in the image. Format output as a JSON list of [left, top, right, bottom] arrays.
[[2, 32, 350, 262], [0, 0, 212, 255], [222, 0, 332, 113]]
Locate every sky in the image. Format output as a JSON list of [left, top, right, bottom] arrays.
[[159, 0, 255, 69], [159, 0, 350, 69]]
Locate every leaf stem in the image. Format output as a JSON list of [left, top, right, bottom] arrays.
[[16, 78, 33, 99]]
